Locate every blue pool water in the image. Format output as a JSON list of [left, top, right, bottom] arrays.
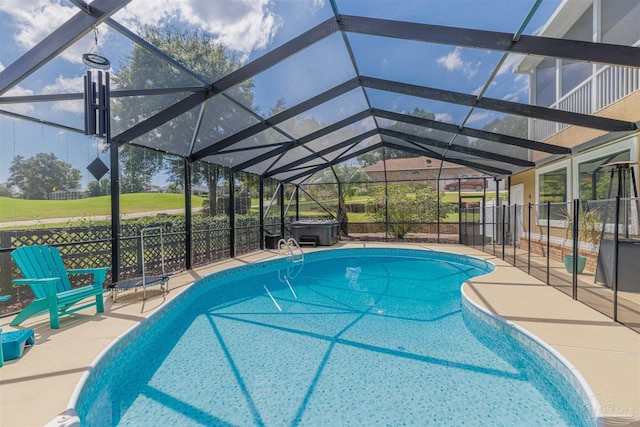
[[77, 249, 594, 426]]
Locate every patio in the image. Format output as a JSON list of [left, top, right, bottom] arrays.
[[0, 0, 639, 425]]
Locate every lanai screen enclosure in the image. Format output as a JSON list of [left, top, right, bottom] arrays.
[[0, 0, 639, 326]]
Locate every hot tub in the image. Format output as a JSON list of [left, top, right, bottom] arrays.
[[291, 220, 339, 246]]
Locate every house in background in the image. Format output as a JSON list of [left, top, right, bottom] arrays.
[[48, 188, 88, 200], [363, 156, 504, 192]]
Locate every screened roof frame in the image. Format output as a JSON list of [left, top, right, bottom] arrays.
[[1, 0, 639, 185]]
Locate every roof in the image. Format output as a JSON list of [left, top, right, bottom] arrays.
[[0, 0, 638, 186], [515, 0, 592, 73]]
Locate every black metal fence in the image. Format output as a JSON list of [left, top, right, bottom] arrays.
[[0, 215, 268, 317], [461, 197, 640, 333]]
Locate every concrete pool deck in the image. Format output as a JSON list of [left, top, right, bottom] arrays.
[[0, 242, 638, 427]]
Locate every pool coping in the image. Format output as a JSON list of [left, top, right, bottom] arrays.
[[461, 287, 604, 426], [1, 242, 637, 427]]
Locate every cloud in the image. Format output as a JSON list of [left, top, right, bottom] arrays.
[[501, 80, 530, 103], [434, 113, 453, 123], [471, 81, 497, 96], [466, 111, 493, 125], [497, 54, 525, 76], [1, 0, 281, 66], [117, 0, 281, 58], [41, 75, 84, 94], [0, 1, 109, 65], [436, 47, 464, 71], [40, 75, 85, 113], [0, 62, 35, 114], [436, 47, 480, 78]]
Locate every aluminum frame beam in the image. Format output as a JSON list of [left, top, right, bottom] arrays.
[[265, 128, 379, 177], [0, 87, 206, 104], [112, 17, 339, 146], [284, 141, 384, 183], [363, 77, 637, 132], [372, 108, 570, 154], [341, 15, 640, 68], [380, 129, 534, 167], [231, 109, 372, 172], [0, 0, 131, 95], [0, 109, 85, 133], [189, 77, 360, 161], [382, 140, 511, 176]]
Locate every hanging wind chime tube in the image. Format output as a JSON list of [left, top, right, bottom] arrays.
[[83, 68, 110, 138], [83, 51, 111, 181]]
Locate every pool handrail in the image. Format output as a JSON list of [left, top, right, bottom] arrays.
[[277, 238, 304, 263]]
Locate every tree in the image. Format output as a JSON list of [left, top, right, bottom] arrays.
[[480, 115, 528, 158], [117, 145, 164, 194], [308, 165, 369, 236], [88, 178, 110, 197], [113, 26, 255, 207], [357, 108, 471, 166], [482, 115, 527, 138], [8, 153, 81, 199], [366, 183, 453, 239], [0, 184, 12, 198]]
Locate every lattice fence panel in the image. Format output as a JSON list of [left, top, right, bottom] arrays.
[[192, 228, 231, 266]]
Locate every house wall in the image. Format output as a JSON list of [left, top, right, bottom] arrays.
[[532, 91, 640, 162]]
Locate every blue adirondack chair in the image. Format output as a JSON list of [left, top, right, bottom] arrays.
[[10, 246, 109, 329]]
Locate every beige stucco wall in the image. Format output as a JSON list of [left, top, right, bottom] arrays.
[[511, 88, 640, 237], [532, 91, 640, 163]]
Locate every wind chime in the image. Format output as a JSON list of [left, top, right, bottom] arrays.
[[83, 27, 111, 182]]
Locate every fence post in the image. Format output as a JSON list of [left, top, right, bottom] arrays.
[[184, 159, 192, 270], [492, 204, 496, 256], [0, 232, 13, 297], [229, 170, 235, 258], [527, 203, 531, 275], [136, 234, 143, 275], [572, 199, 579, 300], [501, 204, 506, 260], [279, 181, 285, 239], [513, 204, 517, 266], [613, 195, 620, 322], [437, 179, 440, 244], [546, 201, 551, 285], [259, 178, 264, 250], [206, 228, 211, 261]]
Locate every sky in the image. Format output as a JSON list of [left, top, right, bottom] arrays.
[[0, 0, 563, 188]]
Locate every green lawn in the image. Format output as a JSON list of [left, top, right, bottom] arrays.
[[0, 194, 205, 222], [1, 190, 504, 224]]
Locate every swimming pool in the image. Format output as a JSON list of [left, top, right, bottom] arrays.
[[74, 248, 597, 426]]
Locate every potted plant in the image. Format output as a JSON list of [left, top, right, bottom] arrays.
[[559, 203, 602, 274]]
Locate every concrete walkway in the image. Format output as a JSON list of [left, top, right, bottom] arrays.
[[0, 242, 638, 426]]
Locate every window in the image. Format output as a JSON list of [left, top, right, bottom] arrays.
[[539, 167, 568, 221], [578, 150, 630, 201]]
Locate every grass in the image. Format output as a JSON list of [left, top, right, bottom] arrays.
[[0, 194, 205, 222], [0, 190, 503, 225]]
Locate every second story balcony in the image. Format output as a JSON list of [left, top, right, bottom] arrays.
[[532, 59, 640, 141]]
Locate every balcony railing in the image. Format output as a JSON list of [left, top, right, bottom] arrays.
[[532, 55, 640, 141]]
